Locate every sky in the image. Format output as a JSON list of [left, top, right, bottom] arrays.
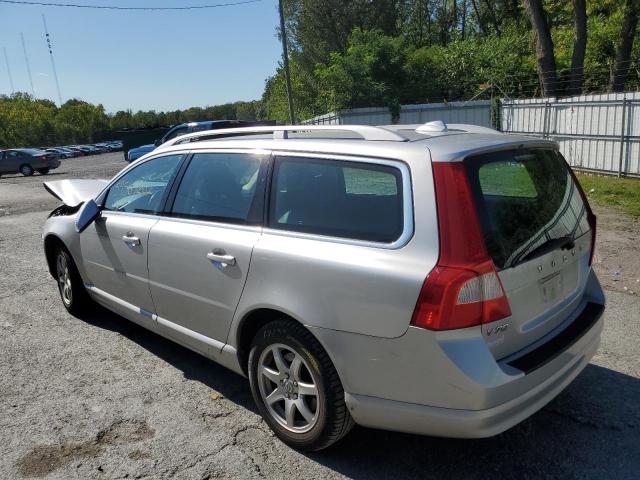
[[0, 0, 282, 112]]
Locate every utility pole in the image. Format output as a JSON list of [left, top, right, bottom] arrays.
[[3, 47, 15, 94], [42, 14, 63, 105], [278, 0, 295, 124], [20, 32, 35, 96]]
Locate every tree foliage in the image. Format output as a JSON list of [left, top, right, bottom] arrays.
[[262, 0, 640, 122], [4, 0, 640, 143], [0, 94, 264, 148]]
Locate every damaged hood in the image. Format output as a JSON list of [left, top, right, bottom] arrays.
[[44, 179, 109, 207]]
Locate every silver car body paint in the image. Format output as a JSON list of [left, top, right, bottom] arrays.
[[42, 125, 605, 438]]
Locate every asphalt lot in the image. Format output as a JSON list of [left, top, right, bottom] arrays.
[[0, 152, 639, 479]]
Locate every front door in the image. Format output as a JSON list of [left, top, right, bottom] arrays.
[[147, 150, 268, 352], [79, 153, 183, 326], [2, 150, 20, 174]]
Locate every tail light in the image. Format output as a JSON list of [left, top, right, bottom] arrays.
[[411, 162, 511, 331], [564, 161, 596, 266]]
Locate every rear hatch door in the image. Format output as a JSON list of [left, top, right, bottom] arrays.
[[464, 148, 594, 359]]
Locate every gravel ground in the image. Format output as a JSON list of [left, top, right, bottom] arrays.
[[0, 153, 639, 480]]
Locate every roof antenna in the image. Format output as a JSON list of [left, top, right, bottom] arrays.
[[416, 120, 448, 133]]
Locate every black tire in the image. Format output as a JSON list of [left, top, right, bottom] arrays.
[[54, 247, 91, 316], [248, 319, 354, 451], [37, 168, 50, 175], [20, 164, 34, 176]]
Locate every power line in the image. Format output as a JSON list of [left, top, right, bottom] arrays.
[[0, 0, 261, 10]]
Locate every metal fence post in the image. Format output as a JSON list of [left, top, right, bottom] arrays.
[[542, 102, 550, 139], [618, 97, 628, 177]]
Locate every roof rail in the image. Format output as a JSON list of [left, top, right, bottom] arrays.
[[159, 124, 408, 148]]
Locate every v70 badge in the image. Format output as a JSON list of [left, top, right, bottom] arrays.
[[486, 323, 509, 336]]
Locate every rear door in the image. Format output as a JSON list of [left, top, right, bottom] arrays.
[[464, 148, 594, 359], [147, 150, 268, 352]]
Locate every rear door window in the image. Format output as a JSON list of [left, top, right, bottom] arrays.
[[269, 156, 403, 242], [465, 149, 591, 269], [171, 152, 265, 224]]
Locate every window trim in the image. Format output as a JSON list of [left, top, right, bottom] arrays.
[[264, 151, 414, 249], [164, 148, 272, 226]]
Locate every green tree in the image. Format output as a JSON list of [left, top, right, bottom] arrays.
[[314, 29, 407, 116]]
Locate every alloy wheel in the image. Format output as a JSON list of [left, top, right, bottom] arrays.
[[56, 252, 73, 306], [257, 343, 320, 433]]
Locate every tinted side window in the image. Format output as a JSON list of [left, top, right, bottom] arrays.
[[104, 154, 182, 214], [269, 157, 403, 242], [171, 152, 264, 223]]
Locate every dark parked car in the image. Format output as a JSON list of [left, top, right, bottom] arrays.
[[0, 148, 61, 176], [125, 120, 276, 162], [66, 146, 88, 156], [46, 148, 72, 159]]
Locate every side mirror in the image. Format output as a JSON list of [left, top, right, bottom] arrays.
[[76, 199, 101, 233], [154, 138, 162, 147]]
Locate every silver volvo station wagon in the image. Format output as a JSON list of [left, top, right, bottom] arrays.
[[42, 123, 605, 451]]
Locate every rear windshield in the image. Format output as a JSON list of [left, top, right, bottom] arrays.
[[464, 149, 591, 270]]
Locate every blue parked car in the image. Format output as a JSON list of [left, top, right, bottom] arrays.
[[125, 120, 275, 162], [126, 144, 156, 162]]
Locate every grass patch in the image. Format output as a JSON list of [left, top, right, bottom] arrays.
[[576, 173, 640, 217]]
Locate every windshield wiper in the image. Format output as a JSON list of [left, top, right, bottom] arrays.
[[513, 235, 575, 267]]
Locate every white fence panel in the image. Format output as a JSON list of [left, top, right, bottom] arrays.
[[302, 100, 492, 128], [501, 92, 640, 177], [303, 94, 640, 176]]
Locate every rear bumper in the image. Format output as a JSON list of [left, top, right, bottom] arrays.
[[345, 312, 601, 438], [311, 270, 605, 438]]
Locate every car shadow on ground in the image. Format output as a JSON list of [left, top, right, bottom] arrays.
[[77, 306, 640, 480], [77, 305, 259, 413], [0, 171, 65, 181]]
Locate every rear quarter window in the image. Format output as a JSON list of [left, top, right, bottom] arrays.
[[269, 157, 404, 243]]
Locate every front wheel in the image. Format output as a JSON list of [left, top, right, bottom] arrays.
[[37, 168, 50, 175], [55, 248, 91, 315], [248, 319, 353, 451]]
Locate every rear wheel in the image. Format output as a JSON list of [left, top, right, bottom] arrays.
[[248, 319, 353, 451], [37, 168, 50, 175], [55, 248, 91, 315], [20, 164, 34, 176]]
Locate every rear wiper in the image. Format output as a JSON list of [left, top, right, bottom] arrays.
[[513, 235, 575, 267]]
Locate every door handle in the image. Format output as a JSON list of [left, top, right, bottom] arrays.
[[122, 233, 141, 246], [206, 251, 236, 266]]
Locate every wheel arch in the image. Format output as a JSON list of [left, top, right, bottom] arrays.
[[43, 234, 67, 278], [233, 307, 344, 386]]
